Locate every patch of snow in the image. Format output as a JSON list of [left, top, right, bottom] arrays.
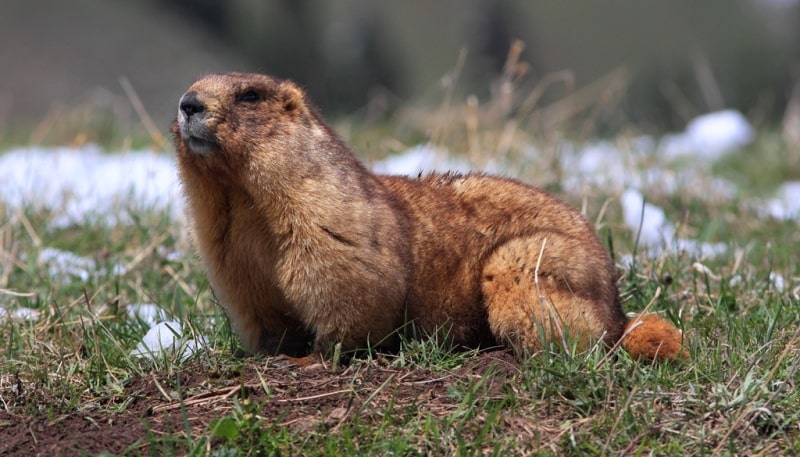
[[770, 272, 785, 292], [127, 303, 170, 325], [38, 247, 97, 282], [707, 178, 739, 200], [130, 320, 181, 357], [671, 238, 728, 258], [660, 110, 754, 161], [156, 246, 185, 262], [0, 146, 182, 227], [557, 137, 738, 199], [618, 254, 634, 268], [37, 247, 126, 282], [569, 142, 625, 178], [371, 144, 478, 175], [0, 306, 40, 321], [621, 189, 674, 247], [560, 141, 631, 191], [129, 320, 207, 362], [621, 189, 727, 258], [728, 272, 793, 293], [762, 181, 800, 221]]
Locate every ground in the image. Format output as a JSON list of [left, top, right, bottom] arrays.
[[2, 350, 527, 456]]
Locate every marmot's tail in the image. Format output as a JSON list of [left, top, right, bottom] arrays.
[[621, 313, 688, 361]]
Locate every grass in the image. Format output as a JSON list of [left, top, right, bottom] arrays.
[[1, 55, 799, 455]]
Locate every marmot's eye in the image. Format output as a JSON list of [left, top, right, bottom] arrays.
[[238, 90, 260, 103]]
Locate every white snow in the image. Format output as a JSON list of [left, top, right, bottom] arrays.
[[0, 288, 39, 322], [551, 110, 749, 197], [551, 127, 743, 198], [731, 273, 794, 296], [129, 320, 207, 362], [559, 140, 631, 191], [670, 238, 728, 259], [660, 110, 754, 161], [762, 181, 800, 220], [371, 143, 481, 175], [621, 189, 674, 247], [37, 247, 126, 282], [127, 303, 171, 325], [0, 145, 182, 227], [123, 304, 209, 362], [0, 306, 40, 321], [620, 188, 727, 258], [38, 247, 97, 282], [770, 272, 785, 292]]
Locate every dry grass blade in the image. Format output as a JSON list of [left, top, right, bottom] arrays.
[[152, 385, 242, 413], [119, 76, 165, 150]]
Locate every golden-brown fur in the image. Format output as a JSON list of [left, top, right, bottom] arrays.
[[172, 72, 687, 362]]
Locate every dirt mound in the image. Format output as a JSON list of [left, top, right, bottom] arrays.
[[1, 350, 519, 456]]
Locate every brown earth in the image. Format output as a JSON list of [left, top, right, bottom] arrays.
[[0, 350, 522, 456]]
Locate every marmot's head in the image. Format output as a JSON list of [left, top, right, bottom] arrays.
[[173, 72, 320, 161]]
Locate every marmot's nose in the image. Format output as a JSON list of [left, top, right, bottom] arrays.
[[179, 92, 205, 118]]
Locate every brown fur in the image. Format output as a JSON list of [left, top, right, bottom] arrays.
[[622, 313, 689, 360], [172, 72, 687, 362]]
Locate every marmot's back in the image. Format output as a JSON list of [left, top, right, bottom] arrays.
[[380, 173, 624, 349]]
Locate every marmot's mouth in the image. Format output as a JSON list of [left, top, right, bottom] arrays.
[[179, 117, 217, 155], [185, 135, 217, 155]]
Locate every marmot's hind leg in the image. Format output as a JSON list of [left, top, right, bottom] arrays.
[[480, 234, 620, 354]]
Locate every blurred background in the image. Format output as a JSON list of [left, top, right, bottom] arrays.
[[1, 0, 799, 140]]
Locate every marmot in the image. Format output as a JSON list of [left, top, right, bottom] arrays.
[[172, 72, 687, 363]]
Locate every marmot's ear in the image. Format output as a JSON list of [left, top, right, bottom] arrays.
[[278, 81, 308, 115]]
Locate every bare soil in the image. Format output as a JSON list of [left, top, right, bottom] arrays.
[[0, 350, 521, 456]]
